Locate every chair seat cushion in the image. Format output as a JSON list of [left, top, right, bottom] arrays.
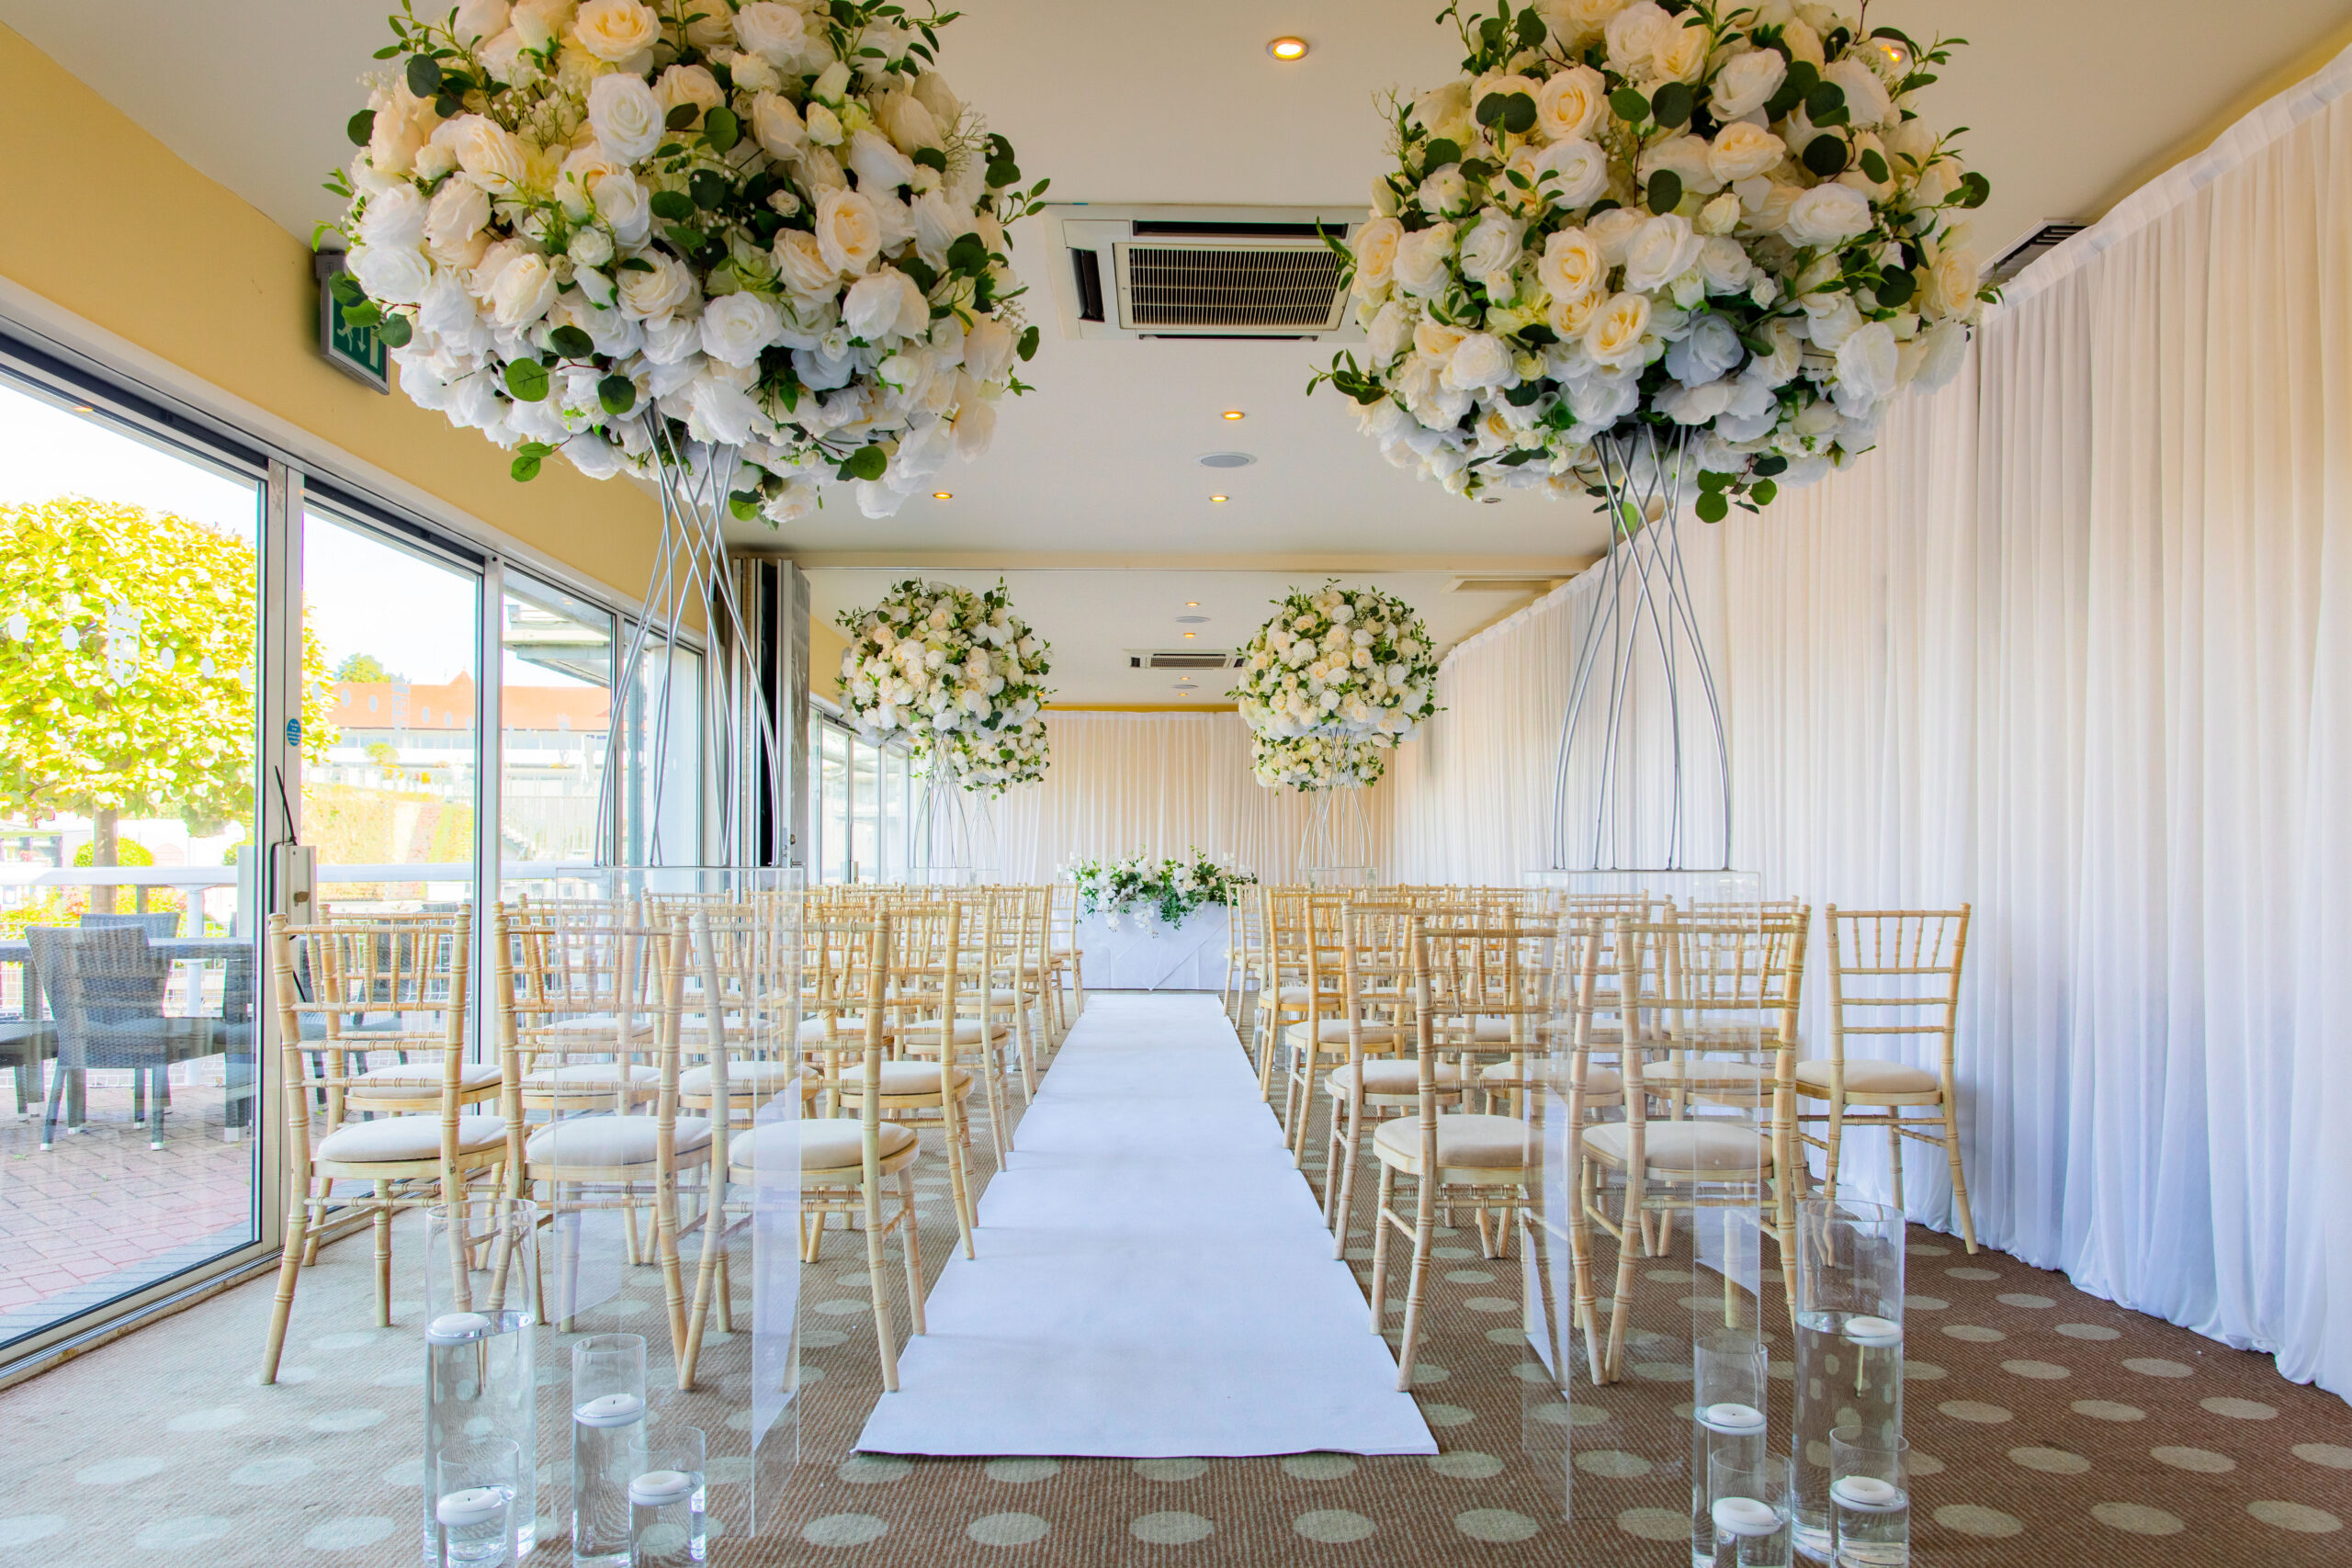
[[1373, 1112, 1534, 1170], [799, 1016, 876, 1043], [346, 1060, 502, 1098], [1641, 1057, 1772, 1085], [836, 1061, 972, 1097], [1470, 1016, 1531, 1044], [1581, 1120, 1770, 1173], [1793, 1058, 1940, 1095], [1316, 1020, 1401, 1044], [729, 1117, 919, 1174], [541, 1013, 655, 1039], [318, 1112, 507, 1164], [1327, 1060, 1461, 1096], [521, 1063, 660, 1095], [526, 1113, 711, 1167], [1270, 985, 1334, 1008], [1481, 1061, 1624, 1098], [895, 1020, 1008, 1045], [679, 1061, 804, 1099]]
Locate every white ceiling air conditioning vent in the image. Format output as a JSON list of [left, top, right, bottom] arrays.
[[1128, 649, 1243, 671], [1045, 204, 1365, 342], [1987, 220, 2087, 287]]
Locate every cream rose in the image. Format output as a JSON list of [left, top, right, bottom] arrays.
[[814, 186, 884, 275], [1708, 121, 1786, 184], [1589, 206, 1647, 265], [750, 92, 806, 159], [963, 315, 1015, 382], [1708, 46, 1787, 119], [1546, 287, 1601, 337], [1392, 223, 1456, 297], [1925, 248, 1980, 319], [1620, 213, 1702, 292], [489, 254, 558, 328], [1639, 134, 1723, 197], [1534, 64, 1606, 142], [586, 73, 662, 162], [1783, 182, 1873, 247], [1352, 216, 1403, 293], [1603, 1, 1670, 68], [1822, 57, 1893, 128], [1538, 226, 1604, 303], [572, 0, 658, 62], [877, 91, 944, 157], [1584, 290, 1652, 367], [346, 243, 432, 306], [656, 64, 723, 124], [1446, 333, 1514, 390], [772, 230, 837, 297], [437, 114, 526, 194], [616, 251, 695, 318], [1413, 319, 1468, 361], [1411, 79, 1475, 147], [733, 0, 806, 63], [1652, 16, 1711, 83]]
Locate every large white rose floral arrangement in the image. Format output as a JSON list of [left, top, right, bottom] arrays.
[[1250, 733, 1391, 792], [1313, 0, 1991, 514], [325, 0, 1049, 522], [1069, 850, 1254, 928], [836, 578, 1051, 794], [1231, 582, 1440, 745]]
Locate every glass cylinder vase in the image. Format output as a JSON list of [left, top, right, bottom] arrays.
[[571, 1333, 648, 1568], [629, 1425, 707, 1567], [423, 1197, 537, 1566], [432, 1438, 518, 1567], [1792, 1199, 1905, 1562]]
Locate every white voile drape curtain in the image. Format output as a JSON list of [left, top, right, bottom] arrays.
[[989, 711, 1391, 884], [1388, 55, 2352, 1394]]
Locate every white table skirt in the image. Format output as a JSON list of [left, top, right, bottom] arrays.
[[1076, 907, 1230, 991]]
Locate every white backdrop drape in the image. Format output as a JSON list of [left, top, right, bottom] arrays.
[[1389, 52, 2352, 1395], [989, 711, 1391, 884]]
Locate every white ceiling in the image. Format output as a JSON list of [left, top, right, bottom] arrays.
[[8, 0, 2350, 683]]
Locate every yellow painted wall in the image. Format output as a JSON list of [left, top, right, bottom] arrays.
[[0, 24, 662, 601]]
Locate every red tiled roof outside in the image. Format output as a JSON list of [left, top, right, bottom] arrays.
[[330, 677, 608, 731]]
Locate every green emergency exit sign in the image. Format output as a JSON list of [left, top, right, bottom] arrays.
[[314, 251, 389, 392]]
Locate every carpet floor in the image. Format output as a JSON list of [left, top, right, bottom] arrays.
[[0, 996, 2345, 1565]]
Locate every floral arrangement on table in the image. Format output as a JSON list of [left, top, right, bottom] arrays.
[[324, 0, 1050, 522], [836, 577, 1052, 794], [1230, 583, 1440, 756], [1068, 850, 1256, 929], [1250, 732, 1392, 791], [1311, 0, 1992, 513]]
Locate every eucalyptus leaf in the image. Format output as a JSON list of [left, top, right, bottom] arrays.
[[1503, 93, 1536, 135], [1651, 81, 1693, 130], [597, 374, 637, 415], [405, 54, 442, 97], [510, 443, 550, 481], [703, 106, 741, 153], [548, 325, 595, 358], [1476, 92, 1506, 127], [1802, 134, 1849, 179], [689, 169, 730, 210], [1646, 169, 1683, 215], [1695, 490, 1730, 524], [503, 360, 551, 402], [1610, 85, 1651, 123], [345, 108, 377, 147], [650, 189, 695, 222], [374, 314, 413, 348], [1422, 137, 1461, 171]]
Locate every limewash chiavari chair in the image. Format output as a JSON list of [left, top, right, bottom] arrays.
[[976, 886, 1039, 1102], [1794, 905, 1976, 1250], [837, 900, 981, 1251], [261, 910, 500, 1383], [694, 912, 928, 1392], [1570, 913, 1805, 1384], [1046, 881, 1085, 1031], [1256, 886, 1340, 1109], [1369, 912, 1543, 1390], [1320, 902, 1456, 1247], [1627, 904, 1811, 1124], [1476, 892, 1657, 1117], [310, 909, 506, 1124], [887, 897, 1013, 1175]]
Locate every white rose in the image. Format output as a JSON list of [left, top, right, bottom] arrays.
[[699, 291, 780, 365], [345, 243, 432, 306], [586, 74, 663, 163], [1662, 312, 1743, 386], [436, 114, 526, 195], [750, 92, 806, 159], [876, 91, 944, 157], [1822, 57, 1893, 128], [1352, 217, 1404, 292], [1530, 138, 1610, 209], [591, 172, 650, 244], [616, 251, 695, 318], [572, 0, 659, 62], [1910, 317, 1969, 391], [1621, 213, 1702, 292], [1534, 65, 1606, 142], [1410, 79, 1475, 147], [1640, 134, 1723, 197], [1708, 46, 1787, 120], [1708, 121, 1787, 185], [360, 183, 429, 250], [1419, 165, 1470, 216], [1652, 16, 1710, 82], [1925, 248, 1980, 319], [1783, 182, 1874, 247], [953, 395, 997, 459], [1835, 319, 1899, 400], [423, 180, 492, 268], [568, 225, 614, 268], [1539, 226, 1604, 303], [1456, 211, 1525, 292], [733, 0, 806, 63], [772, 230, 837, 298], [489, 254, 558, 328], [813, 186, 884, 275], [1367, 299, 1414, 364], [845, 129, 916, 195], [1603, 1, 1670, 69], [452, 0, 510, 43], [1392, 223, 1456, 297], [805, 103, 844, 147], [1446, 333, 1514, 390], [843, 267, 925, 342], [963, 315, 1016, 382], [1584, 290, 1652, 367], [1687, 236, 1745, 298], [1589, 206, 1647, 265], [657, 65, 724, 124]]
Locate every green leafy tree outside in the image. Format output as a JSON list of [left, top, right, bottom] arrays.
[[0, 496, 339, 913], [334, 650, 395, 683]]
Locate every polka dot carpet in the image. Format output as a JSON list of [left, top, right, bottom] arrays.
[[0, 1010, 2346, 1565]]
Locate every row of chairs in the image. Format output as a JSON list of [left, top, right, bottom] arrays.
[[1231, 886, 1973, 1387], [254, 884, 1087, 1392]]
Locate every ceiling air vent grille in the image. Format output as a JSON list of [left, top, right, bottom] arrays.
[[1988, 220, 2086, 286], [1116, 245, 1347, 333], [1129, 650, 1241, 671]]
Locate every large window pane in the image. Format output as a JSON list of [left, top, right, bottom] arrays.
[[820, 723, 850, 885], [302, 510, 480, 910], [624, 640, 701, 865], [501, 577, 611, 866], [0, 377, 264, 1348], [849, 734, 878, 883]]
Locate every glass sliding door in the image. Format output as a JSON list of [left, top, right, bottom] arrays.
[[300, 506, 481, 912], [500, 575, 612, 869], [623, 639, 703, 865], [0, 371, 266, 1349]]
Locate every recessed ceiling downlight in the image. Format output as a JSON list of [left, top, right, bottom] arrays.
[[1268, 36, 1307, 61], [1198, 452, 1257, 469]]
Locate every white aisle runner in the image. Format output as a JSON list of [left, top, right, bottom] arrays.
[[854, 993, 1437, 1457]]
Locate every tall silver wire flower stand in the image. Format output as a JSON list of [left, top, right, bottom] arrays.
[[910, 748, 995, 885], [1300, 784, 1375, 887]]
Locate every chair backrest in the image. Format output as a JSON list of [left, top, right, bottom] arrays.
[[491, 901, 675, 1116], [28, 925, 171, 1068], [1823, 905, 1970, 1076], [1613, 913, 1807, 1133], [80, 910, 182, 941]]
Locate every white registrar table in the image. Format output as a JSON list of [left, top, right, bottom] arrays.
[[1074, 906, 1230, 991]]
